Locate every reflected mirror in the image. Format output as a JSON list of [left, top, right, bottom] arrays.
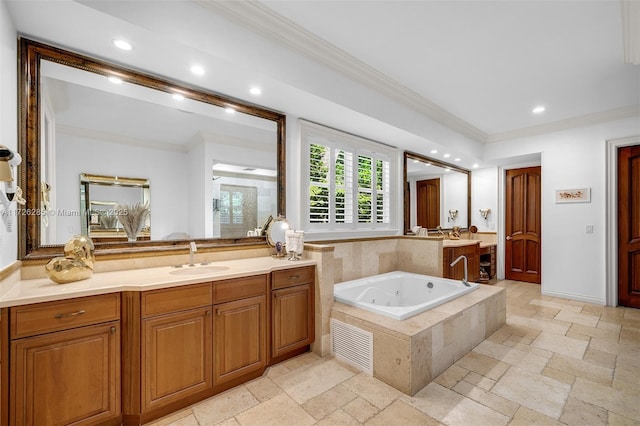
[[20, 39, 285, 259], [78, 174, 150, 242], [403, 152, 471, 233]]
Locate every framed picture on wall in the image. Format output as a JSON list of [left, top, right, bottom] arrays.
[[555, 188, 591, 203]]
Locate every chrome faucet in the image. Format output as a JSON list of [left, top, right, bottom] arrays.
[[189, 241, 197, 266], [450, 254, 470, 287]]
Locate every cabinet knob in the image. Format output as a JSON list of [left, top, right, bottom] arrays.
[[506, 236, 512, 241], [54, 309, 85, 319], [110, 326, 117, 334], [206, 310, 212, 316], [216, 309, 221, 316]]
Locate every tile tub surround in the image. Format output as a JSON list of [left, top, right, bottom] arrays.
[[146, 280, 640, 426], [331, 284, 506, 395], [306, 237, 445, 357]]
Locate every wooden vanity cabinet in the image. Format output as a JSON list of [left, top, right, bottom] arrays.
[[213, 275, 267, 385], [443, 243, 480, 283], [139, 284, 213, 414], [9, 293, 121, 426], [271, 266, 315, 362]]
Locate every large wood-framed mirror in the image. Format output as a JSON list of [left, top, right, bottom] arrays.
[[19, 39, 286, 260], [403, 151, 471, 233]]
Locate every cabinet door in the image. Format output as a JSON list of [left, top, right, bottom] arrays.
[[272, 284, 314, 358], [142, 307, 213, 412], [11, 322, 120, 426], [214, 295, 266, 384]]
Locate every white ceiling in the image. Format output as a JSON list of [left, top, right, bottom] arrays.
[[5, 0, 639, 168], [262, 0, 639, 136]]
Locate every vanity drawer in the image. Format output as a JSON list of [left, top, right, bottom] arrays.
[[11, 293, 121, 339], [272, 266, 315, 290], [142, 283, 212, 318], [214, 275, 267, 304]]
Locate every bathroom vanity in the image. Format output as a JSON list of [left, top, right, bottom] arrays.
[[0, 259, 316, 425], [442, 239, 480, 282]]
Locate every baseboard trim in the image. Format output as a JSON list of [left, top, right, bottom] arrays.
[[541, 289, 605, 306]]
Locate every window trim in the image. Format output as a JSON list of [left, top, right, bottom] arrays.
[[301, 120, 398, 234]]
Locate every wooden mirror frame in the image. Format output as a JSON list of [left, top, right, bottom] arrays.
[[19, 38, 286, 260], [403, 151, 471, 234]]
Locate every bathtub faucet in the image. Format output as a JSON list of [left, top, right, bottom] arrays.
[[450, 255, 471, 287]]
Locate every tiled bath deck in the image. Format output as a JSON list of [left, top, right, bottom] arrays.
[[148, 280, 640, 426]]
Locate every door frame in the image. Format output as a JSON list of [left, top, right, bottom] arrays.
[[606, 135, 640, 306]]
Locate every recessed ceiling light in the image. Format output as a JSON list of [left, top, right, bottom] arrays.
[[532, 105, 546, 114], [225, 107, 236, 114], [190, 65, 205, 76], [172, 93, 184, 101], [472, 163, 479, 168], [113, 39, 133, 51], [413, 160, 420, 163], [454, 158, 461, 162], [249, 87, 262, 95], [424, 162, 431, 166], [443, 153, 451, 158], [108, 76, 123, 84], [430, 149, 438, 154]]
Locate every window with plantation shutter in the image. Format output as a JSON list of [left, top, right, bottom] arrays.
[[303, 121, 395, 231]]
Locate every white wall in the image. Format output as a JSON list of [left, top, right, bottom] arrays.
[[471, 167, 498, 232], [55, 134, 189, 242], [0, 1, 17, 269], [485, 117, 640, 304], [441, 172, 468, 228]]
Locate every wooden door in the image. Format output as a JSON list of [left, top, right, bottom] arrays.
[[214, 295, 266, 384], [505, 167, 542, 283], [417, 178, 440, 228], [272, 283, 314, 358], [11, 322, 120, 426], [618, 145, 640, 308], [142, 307, 213, 412]]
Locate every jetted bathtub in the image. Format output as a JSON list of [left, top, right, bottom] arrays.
[[334, 271, 478, 320]]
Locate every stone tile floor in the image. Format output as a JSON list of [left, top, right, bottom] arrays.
[[148, 280, 640, 426]]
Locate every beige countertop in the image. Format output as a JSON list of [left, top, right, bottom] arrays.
[[442, 239, 480, 247], [441, 239, 497, 249], [0, 257, 316, 308]]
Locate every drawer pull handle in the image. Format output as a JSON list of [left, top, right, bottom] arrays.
[[289, 275, 300, 280], [54, 309, 85, 319]]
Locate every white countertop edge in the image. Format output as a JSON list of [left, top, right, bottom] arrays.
[[0, 257, 317, 308]]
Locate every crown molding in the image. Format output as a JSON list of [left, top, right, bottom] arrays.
[[486, 105, 640, 143], [57, 124, 187, 152], [197, 1, 637, 145], [196, 0, 488, 143]]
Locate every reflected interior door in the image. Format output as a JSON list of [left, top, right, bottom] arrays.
[[416, 178, 440, 229], [618, 145, 640, 308], [505, 167, 541, 283]]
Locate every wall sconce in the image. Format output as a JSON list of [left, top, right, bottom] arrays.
[[0, 145, 24, 203], [479, 208, 491, 220], [448, 209, 458, 221]]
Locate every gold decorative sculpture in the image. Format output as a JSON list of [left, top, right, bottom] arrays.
[[45, 235, 95, 284], [448, 225, 462, 240]]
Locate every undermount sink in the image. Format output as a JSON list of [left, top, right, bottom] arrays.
[[169, 265, 230, 276]]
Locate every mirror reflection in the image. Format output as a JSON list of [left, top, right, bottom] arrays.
[[404, 152, 470, 233], [78, 174, 150, 242], [25, 39, 283, 256]]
